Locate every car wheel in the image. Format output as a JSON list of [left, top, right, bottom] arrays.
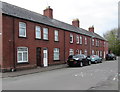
[[88, 61, 91, 65], [80, 62, 83, 67]]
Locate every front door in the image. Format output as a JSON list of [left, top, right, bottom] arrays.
[[43, 48, 48, 67], [36, 47, 41, 66]]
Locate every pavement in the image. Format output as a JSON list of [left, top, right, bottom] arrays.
[[1, 64, 67, 78]]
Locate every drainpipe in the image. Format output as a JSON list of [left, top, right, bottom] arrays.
[[11, 17, 16, 72]]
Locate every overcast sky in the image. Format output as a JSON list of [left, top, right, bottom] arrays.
[[1, 0, 119, 37]]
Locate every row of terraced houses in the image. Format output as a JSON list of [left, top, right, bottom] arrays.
[[0, 1, 108, 72]]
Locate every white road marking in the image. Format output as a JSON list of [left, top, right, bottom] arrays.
[[113, 73, 118, 81]]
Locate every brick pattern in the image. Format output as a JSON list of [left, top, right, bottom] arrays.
[[2, 14, 108, 71]]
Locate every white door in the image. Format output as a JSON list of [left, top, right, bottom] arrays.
[[43, 49, 48, 67]]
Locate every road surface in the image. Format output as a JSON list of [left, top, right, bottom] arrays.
[[2, 60, 118, 90]]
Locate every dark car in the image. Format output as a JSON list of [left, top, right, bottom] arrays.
[[67, 54, 91, 67], [106, 53, 116, 60], [89, 55, 102, 64]]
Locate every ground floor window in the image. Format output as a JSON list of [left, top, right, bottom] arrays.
[[54, 48, 60, 60], [69, 49, 74, 55], [84, 49, 87, 56], [17, 47, 28, 63]]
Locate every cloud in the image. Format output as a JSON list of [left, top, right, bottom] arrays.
[[2, 0, 118, 36]]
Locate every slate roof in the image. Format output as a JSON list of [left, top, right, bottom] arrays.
[[0, 1, 106, 40]]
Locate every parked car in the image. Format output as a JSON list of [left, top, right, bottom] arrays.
[[89, 55, 102, 64], [67, 54, 91, 67], [106, 53, 116, 60]]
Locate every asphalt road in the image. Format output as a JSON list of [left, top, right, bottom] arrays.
[[2, 60, 118, 90]]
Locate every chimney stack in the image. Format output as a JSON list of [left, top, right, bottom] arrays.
[[43, 6, 53, 19], [72, 19, 80, 28], [89, 26, 94, 33]]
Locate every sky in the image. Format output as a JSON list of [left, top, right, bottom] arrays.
[[1, 0, 119, 37]]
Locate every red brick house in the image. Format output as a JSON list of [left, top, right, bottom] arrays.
[[0, 1, 108, 72]]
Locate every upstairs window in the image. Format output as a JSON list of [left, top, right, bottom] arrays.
[[80, 36, 82, 44], [54, 30, 59, 41], [19, 22, 26, 37], [85, 37, 87, 45], [35, 26, 41, 39], [70, 34, 73, 43], [54, 48, 60, 60], [76, 35, 79, 44], [92, 39, 94, 46], [43, 28, 48, 40]]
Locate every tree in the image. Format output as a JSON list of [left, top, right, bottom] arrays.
[[103, 28, 120, 56]]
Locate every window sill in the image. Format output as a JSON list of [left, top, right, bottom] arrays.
[[18, 36, 27, 39], [17, 62, 29, 64], [43, 39, 49, 41], [54, 60, 60, 62], [54, 41, 59, 42], [35, 38, 42, 40]]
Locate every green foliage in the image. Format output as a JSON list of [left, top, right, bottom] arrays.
[[103, 28, 120, 56]]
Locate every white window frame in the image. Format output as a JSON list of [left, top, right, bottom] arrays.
[[35, 26, 41, 39], [19, 22, 26, 37], [92, 39, 94, 46], [76, 35, 79, 44], [80, 36, 82, 44], [54, 48, 60, 60], [80, 50, 82, 54], [70, 34, 74, 43], [69, 49, 74, 55], [100, 51, 102, 57], [84, 49, 87, 56], [43, 28, 48, 40], [17, 47, 28, 63], [54, 30, 59, 41], [92, 50, 94, 55], [85, 37, 87, 45]]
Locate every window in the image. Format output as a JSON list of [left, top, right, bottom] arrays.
[[80, 36, 82, 44], [92, 39, 94, 46], [43, 28, 48, 40], [92, 50, 94, 55], [54, 30, 59, 41], [80, 50, 82, 54], [96, 40, 98, 46], [85, 37, 87, 45], [98, 51, 99, 56], [54, 48, 60, 60], [69, 49, 74, 55], [76, 35, 79, 44], [70, 34, 73, 43], [35, 26, 41, 39], [19, 22, 26, 37], [17, 47, 28, 63], [84, 49, 87, 56], [98, 40, 99, 46], [100, 51, 102, 57]]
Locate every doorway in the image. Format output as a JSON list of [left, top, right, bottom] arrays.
[[43, 48, 48, 67], [36, 47, 41, 66]]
